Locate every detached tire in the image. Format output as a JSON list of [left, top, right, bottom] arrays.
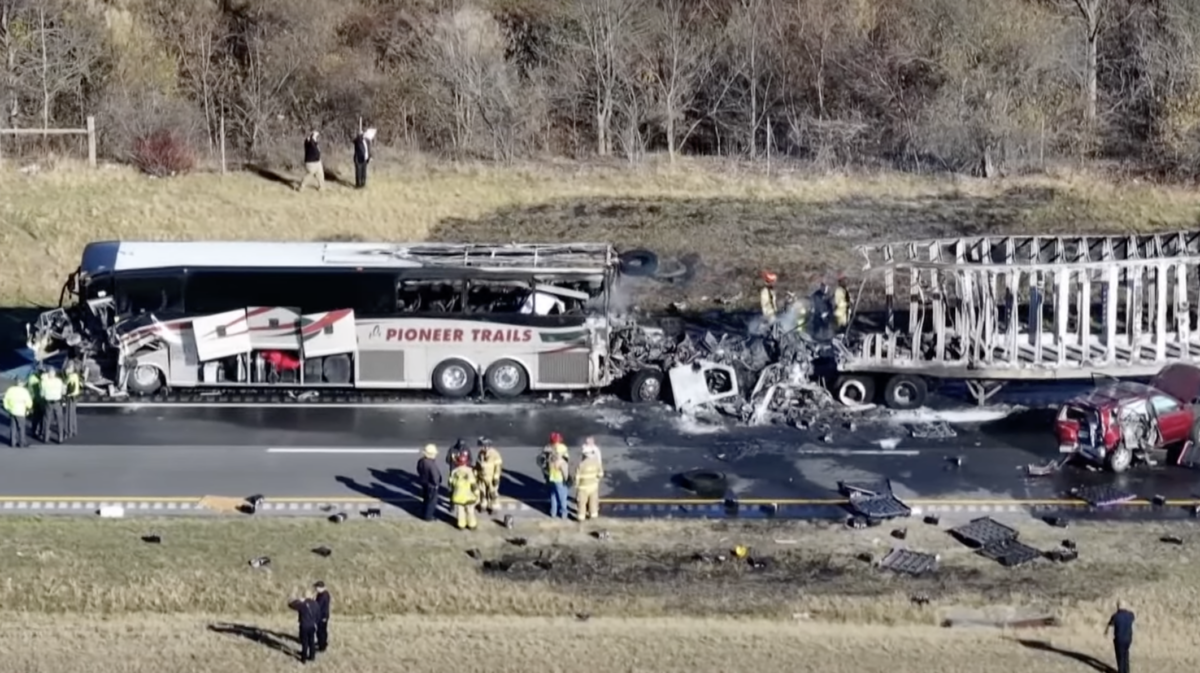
[[883, 374, 928, 410], [834, 375, 876, 407], [627, 368, 665, 404], [433, 358, 476, 398], [677, 469, 728, 498], [619, 249, 659, 277]]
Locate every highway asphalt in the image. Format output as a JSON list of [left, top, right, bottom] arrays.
[[0, 402, 1197, 516]]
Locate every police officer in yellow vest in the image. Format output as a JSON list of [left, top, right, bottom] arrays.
[[64, 362, 82, 439], [3, 382, 33, 448], [833, 273, 851, 331], [26, 367, 42, 438], [574, 442, 604, 521], [39, 367, 65, 444], [448, 452, 479, 531], [474, 437, 503, 515]]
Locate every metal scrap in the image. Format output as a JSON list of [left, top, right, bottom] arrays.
[[907, 421, 957, 439]]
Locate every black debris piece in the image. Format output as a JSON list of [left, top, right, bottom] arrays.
[[592, 530, 611, 541], [838, 480, 892, 498], [503, 515, 515, 529], [1152, 495, 1167, 507], [245, 494, 264, 514], [466, 549, 482, 560], [575, 613, 591, 622], [1068, 485, 1138, 507], [1044, 548, 1078, 563], [846, 493, 912, 520], [855, 552, 873, 564], [866, 516, 883, 527], [328, 512, 347, 524], [312, 546, 332, 557], [892, 528, 908, 540], [482, 559, 513, 573], [1043, 516, 1069, 528], [1161, 535, 1184, 545], [747, 557, 770, 571], [1062, 539, 1076, 550], [507, 537, 528, 547], [978, 539, 1041, 567], [923, 515, 940, 526], [911, 593, 931, 606], [879, 548, 938, 575], [533, 559, 553, 571], [846, 516, 869, 530], [949, 517, 1020, 548], [140, 534, 161, 544], [945, 456, 963, 469], [362, 508, 382, 519], [249, 556, 271, 569], [319, 504, 334, 512], [1191, 505, 1200, 518]]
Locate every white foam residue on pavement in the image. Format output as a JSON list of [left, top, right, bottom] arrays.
[[672, 414, 726, 435], [886, 408, 1015, 425], [874, 438, 903, 450], [589, 408, 634, 429]]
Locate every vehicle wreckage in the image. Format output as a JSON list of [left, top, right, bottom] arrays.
[[26, 230, 1200, 421]]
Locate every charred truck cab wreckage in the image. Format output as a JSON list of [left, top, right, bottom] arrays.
[[28, 240, 692, 403]]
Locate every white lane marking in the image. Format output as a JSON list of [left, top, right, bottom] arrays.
[[267, 448, 421, 454], [794, 449, 921, 456], [79, 402, 554, 411]]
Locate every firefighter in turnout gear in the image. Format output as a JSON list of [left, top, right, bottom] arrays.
[[538, 431, 569, 474], [448, 452, 479, 530], [474, 437, 503, 515], [3, 381, 33, 448], [574, 442, 604, 521], [38, 368, 65, 444], [833, 273, 851, 331], [64, 362, 82, 439], [446, 438, 471, 476], [759, 271, 778, 323]]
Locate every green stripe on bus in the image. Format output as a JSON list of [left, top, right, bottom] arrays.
[[539, 330, 589, 343]]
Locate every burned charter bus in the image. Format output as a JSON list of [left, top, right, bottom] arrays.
[[27, 241, 669, 401]]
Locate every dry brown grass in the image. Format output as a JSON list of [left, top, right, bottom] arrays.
[[6, 614, 1197, 673], [4, 158, 1200, 311]]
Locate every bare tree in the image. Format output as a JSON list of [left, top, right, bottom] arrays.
[[569, 0, 644, 157], [642, 0, 713, 163], [162, 2, 229, 154], [0, 0, 27, 127], [1067, 0, 1107, 125], [6, 0, 102, 133], [724, 0, 776, 158]]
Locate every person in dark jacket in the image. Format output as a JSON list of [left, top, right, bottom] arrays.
[[313, 581, 331, 653], [298, 131, 324, 192], [1105, 599, 1135, 673], [353, 127, 376, 188], [417, 443, 443, 521], [289, 590, 319, 663]]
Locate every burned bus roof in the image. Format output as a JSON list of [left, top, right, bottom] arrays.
[[79, 241, 619, 276]]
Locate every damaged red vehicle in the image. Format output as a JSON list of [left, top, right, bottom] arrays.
[[1055, 364, 1200, 473]]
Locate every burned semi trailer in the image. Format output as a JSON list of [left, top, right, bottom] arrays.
[[833, 230, 1200, 408]]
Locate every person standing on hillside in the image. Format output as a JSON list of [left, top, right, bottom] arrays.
[[298, 131, 324, 192], [313, 581, 331, 654], [288, 590, 319, 663], [1105, 599, 1135, 673], [353, 127, 376, 189]]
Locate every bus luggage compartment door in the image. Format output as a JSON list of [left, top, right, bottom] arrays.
[[191, 309, 252, 362], [300, 309, 358, 358]]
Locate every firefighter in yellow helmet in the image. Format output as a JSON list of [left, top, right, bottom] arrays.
[[448, 452, 479, 530], [474, 437, 503, 515], [833, 273, 851, 331], [759, 270, 778, 323], [574, 439, 604, 521]]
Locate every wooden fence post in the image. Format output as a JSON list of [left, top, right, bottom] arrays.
[[86, 116, 96, 168]]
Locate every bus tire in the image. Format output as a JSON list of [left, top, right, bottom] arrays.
[[619, 249, 659, 277], [433, 358, 476, 398], [322, 354, 352, 384], [627, 368, 664, 404], [484, 359, 528, 398], [883, 374, 928, 410], [127, 363, 163, 396], [834, 374, 875, 407]]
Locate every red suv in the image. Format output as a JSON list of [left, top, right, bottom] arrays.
[[1055, 364, 1200, 472]]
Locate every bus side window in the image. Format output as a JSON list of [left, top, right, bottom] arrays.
[[398, 280, 464, 314], [466, 280, 529, 314]]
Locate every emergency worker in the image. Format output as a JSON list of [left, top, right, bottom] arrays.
[[833, 273, 851, 331], [574, 442, 604, 521], [289, 590, 319, 663], [474, 437, 503, 515], [580, 436, 603, 471], [26, 366, 41, 438], [417, 444, 443, 522], [448, 453, 479, 530], [446, 438, 470, 475], [544, 449, 570, 520], [38, 368, 65, 444], [759, 271, 778, 323], [3, 382, 33, 448], [538, 432, 569, 475], [64, 361, 82, 439]]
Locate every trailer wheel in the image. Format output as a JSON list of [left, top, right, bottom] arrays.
[[1107, 445, 1133, 473], [627, 368, 665, 403], [834, 375, 875, 407], [883, 374, 928, 410], [322, 354, 352, 384], [484, 359, 528, 398], [433, 358, 476, 398], [127, 364, 163, 396]]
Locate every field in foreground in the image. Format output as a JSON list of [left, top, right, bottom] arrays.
[[2, 515, 1199, 671], [3, 160, 1200, 314]]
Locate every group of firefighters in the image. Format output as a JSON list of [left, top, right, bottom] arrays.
[[416, 432, 605, 530], [758, 270, 852, 336], [2, 363, 81, 448]]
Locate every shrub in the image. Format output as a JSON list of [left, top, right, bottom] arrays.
[[131, 129, 196, 177]]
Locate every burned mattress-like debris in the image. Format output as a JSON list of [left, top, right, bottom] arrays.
[[879, 548, 938, 575]]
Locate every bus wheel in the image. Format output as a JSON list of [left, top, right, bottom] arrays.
[[883, 374, 928, 410], [627, 369, 664, 404], [484, 359, 528, 398], [128, 364, 163, 396], [833, 374, 875, 407], [433, 358, 476, 398]]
